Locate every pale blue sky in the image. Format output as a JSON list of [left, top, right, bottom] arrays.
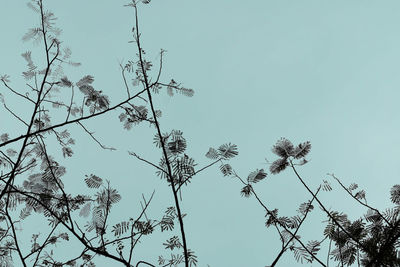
[[1, 1, 400, 266]]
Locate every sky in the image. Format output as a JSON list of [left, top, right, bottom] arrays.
[[1, 1, 400, 266]]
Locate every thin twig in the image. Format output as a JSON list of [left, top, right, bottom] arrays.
[[1, 79, 35, 104], [270, 186, 322, 267], [289, 161, 370, 254], [176, 158, 222, 191], [128, 151, 167, 174], [65, 85, 74, 122], [328, 173, 392, 227], [128, 190, 155, 265], [3, 103, 29, 126], [232, 170, 327, 267], [5, 210, 26, 267], [36, 135, 75, 230], [133, 3, 189, 266], [77, 121, 116, 150]]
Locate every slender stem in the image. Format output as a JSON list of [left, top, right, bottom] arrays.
[[31, 223, 60, 265], [5, 210, 26, 267], [251, 186, 326, 267], [36, 136, 75, 230], [289, 161, 369, 254], [327, 238, 332, 267], [78, 121, 115, 150], [101, 183, 112, 248], [133, 4, 189, 266], [176, 158, 222, 191], [128, 191, 155, 265], [121, 64, 131, 98], [65, 85, 74, 122], [129, 151, 167, 174], [1, 79, 35, 104], [3, 103, 29, 126], [329, 173, 392, 227], [337, 229, 344, 267], [232, 171, 326, 267], [270, 186, 321, 267]]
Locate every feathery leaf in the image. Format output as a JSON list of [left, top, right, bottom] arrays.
[[247, 169, 267, 183], [270, 158, 289, 174], [84, 174, 103, 189]]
